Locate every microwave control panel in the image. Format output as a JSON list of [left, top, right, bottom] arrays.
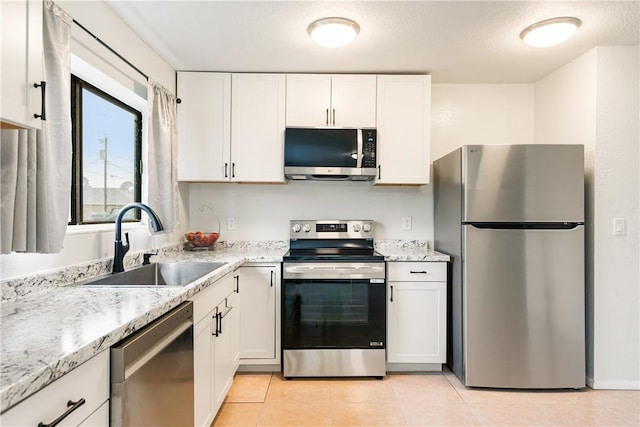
[[362, 129, 377, 168]]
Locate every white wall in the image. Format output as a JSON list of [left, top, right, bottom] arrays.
[[431, 84, 534, 160], [187, 84, 535, 244], [592, 46, 639, 389], [534, 46, 640, 389], [0, 1, 183, 280]]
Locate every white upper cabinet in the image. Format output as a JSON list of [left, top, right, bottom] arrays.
[[285, 74, 376, 127], [177, 72, 231, 182], [177, 72, 285, 183], [231, 73, 286, 183], [375, 75, 431, 185], [1, 0, 44, 129]]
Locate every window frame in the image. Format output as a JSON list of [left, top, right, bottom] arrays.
[[69, 74, 143, 225]]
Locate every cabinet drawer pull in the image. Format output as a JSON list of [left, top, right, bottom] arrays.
[[33, 81, 46, 121], [410, 270, 428, 274], [38, 398, 85, 427], [390, 285, 394, 302]]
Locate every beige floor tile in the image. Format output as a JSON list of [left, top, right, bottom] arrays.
[[401, 402, 482, 427], [468, 403, 554, 426], [331, 402, 406, 426], [390, 377, 464, 405], [537, 403, 632, 426], [455, 387, 536, 404], [257, 401, 332, 426], [213, 403, 262, 426], [265, 379, 331, 403], [226, 374, 273, 403], [330, 379, 397, 403]]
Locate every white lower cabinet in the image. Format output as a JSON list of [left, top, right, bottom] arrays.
[[387, 262, 447, 364], [239, 264, 280, 365], [191, 271, 239, 427], [0, 350, 109, 427]]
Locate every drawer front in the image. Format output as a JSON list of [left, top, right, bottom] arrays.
[[387, 262, 447, 282], [192, 272, 235, 324], [1, 350, 109, 426]]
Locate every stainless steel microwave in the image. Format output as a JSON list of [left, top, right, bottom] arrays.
[[284, 127, 377, 181]]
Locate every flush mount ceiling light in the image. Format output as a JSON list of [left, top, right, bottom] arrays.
[[307, 17, 360, 48], [520, 17, 582, 47]]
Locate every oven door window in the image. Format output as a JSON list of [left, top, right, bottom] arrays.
[[282, 279, 385, 349]]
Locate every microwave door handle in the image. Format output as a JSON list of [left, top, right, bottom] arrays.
[[356, 129, 363, 168]]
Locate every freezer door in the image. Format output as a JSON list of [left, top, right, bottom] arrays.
[[463, 145, 584, 222], [463, 225, 585, 389]]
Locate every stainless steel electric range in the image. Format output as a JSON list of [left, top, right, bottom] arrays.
[[282, 220, 386, 379]]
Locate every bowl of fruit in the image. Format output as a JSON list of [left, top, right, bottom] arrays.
[[185, 231, 220, 249]]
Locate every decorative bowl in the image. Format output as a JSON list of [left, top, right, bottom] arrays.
[[185, 231, 219, 248]]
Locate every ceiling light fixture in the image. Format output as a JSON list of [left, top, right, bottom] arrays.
[[307, 17, 360, 48], [519, 17, 581, 48]]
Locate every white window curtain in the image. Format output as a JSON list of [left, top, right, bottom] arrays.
[[147, 80, 177, 232], [0, 0, 72, 254]]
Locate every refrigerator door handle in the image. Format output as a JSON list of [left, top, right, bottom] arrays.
[[465, 222, 583, 230]]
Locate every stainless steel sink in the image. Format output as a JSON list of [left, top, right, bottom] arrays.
[[83, 262, 226, 287]]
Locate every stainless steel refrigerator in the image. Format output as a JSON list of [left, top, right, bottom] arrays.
[[434, 144, 585, 389]]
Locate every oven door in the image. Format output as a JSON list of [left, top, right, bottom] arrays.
[[282, 262, 386, 350]]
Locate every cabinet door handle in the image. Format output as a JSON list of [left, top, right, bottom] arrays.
[[390, 285, 394, 302], [231, 163, 236, 178], [378, 165, 381, 180], [38, 398, 86, 427], [270, 270, 274, 287], [212, 311, 220, 337], [224, 162, 228, 178], [410, 271, 428, 274], [325, 108, 329, 125], [234, 275, 240, 293], [332, 108, 336, 125], [33, 81, 46, 121], [217, 311, 223, 335]]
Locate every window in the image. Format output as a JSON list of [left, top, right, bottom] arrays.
[[70, 75, 142, 224]]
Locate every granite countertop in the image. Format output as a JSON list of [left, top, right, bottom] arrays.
[[376, 240, 451, 262], [0, 240, 449, 413], [0, 245, 287, 413]]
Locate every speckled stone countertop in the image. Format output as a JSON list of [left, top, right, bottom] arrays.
[[375, 240, 451, 262], [0, 239, 450, 412], [0, 242, 287, 413]]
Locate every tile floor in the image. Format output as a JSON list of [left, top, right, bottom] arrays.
[[213, 371, 640, 426]]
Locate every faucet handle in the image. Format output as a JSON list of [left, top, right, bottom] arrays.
[[123, 232, 130, 252], [143, 252, 158, 265]]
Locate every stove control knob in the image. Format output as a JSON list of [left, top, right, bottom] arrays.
[[292, 224, 301, 233], [363, 223, 372, 233], [303, 224, 311, 233], [352, 224, 362, 232]]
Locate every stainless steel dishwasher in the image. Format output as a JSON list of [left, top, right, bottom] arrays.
[[111, 301, 194, 427]]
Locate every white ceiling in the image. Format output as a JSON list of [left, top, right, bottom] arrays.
[[105, 1, 639, 83]]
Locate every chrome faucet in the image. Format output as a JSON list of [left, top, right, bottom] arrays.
[[113, 203, 164, 273]]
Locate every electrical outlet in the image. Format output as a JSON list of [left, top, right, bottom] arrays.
[[227, 217, 236, 230], [402, 216, 412, 230]]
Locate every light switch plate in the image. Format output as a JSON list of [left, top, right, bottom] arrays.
[[227, 217, 236, 230], [613, 217, 626, 236]]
